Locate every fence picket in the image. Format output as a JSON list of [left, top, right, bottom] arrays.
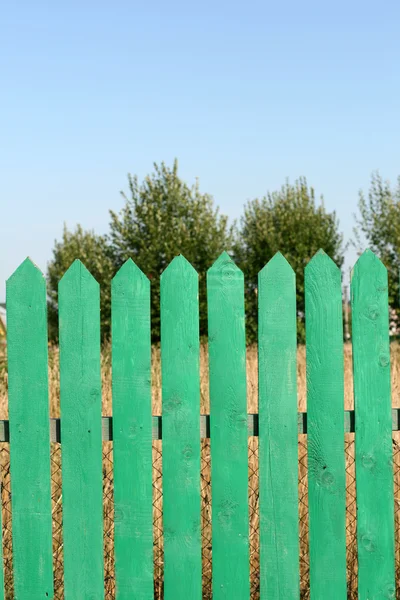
[[161, 256, 202, 600], [6, 258, 53, 600], [351, 250, 395, 599], [258, 253, 299, 599], [4, 248, 400, 599], [305, 250, 346, 599], [112, 259, 154, 599], [59, 260, 104, 599], [207, 252, 249, 600]]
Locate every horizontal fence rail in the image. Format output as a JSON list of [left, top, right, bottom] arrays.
[[1, 410, 400, 442]]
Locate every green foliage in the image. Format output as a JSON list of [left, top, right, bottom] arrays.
[[109, 160, 234, 340], [355, 171, 400, 308], [47, 168, 346, 345], [47, 225, 115, 341], [235, 178, 344, 342], [47, 161, 233, 342]]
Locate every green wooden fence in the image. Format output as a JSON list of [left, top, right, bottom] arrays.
[[1, 249, 397, 599]]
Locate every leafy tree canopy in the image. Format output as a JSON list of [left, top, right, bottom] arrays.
[[355, 171, 400, 307], [47, 160, 234, 341], [109, 160, 234, 339], [235, 177, 344, 342]]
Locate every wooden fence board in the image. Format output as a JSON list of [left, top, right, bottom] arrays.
[[258, 253, 299, 599], [59, 260, 104, 599], [161, 256, 202, 600], [6, 258, 53, 600], [112, 259, 154, 599], [207, 252, 249, 600], [352, 250, 395, 599], [305, 250, 347, 599]]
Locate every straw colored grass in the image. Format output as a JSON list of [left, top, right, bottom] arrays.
[[2, 341, 400, 419]]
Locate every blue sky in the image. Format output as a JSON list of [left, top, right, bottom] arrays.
[[1, 0, 400, 300]]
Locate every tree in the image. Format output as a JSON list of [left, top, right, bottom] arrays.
[[47, 225, 115, 341], [355, 171, 400, 308], [109, 160, 234, 339], [235, 178, 344, 342]]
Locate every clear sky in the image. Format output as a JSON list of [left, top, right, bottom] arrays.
[[1, 0, 400, 301]]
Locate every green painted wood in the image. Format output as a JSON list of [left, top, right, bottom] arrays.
[[112, 259, 154, 599], [258, 253, 299, 599], [305, 250, 346, 599], [6, 258, 54, 599], [351, 250, 395, 599], [59, 260, 104, 599], [161, 256, 202, 600], [207, 252, 249, 600]]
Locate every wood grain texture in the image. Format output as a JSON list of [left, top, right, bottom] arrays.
[[305, 250, 347, 599], [6, 258, 54, 599], [112, 260, 154, 599], [258, 253, 299, 600], [161, 256, 202, 600], [59, 260, 104, 599], [207, 252, 249, 600], [351, 250, 395, 599]]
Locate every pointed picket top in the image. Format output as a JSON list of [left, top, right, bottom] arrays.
[[351, 248, 387, 283], [258, 251, 294, 281], [305, 249, 342, 319], [112, 259, 149, 315], [7, 257, 45, 286], [208, 250, 243, 277], [59, 259, 99, 290], [113, 258, 148, 284], [305, 248, 341, 273], [161, 254, 198, 280], [351, 249, 388, 328], [7, 258, 47, 315]]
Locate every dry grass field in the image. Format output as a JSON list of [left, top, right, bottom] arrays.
[[1, 342, 400, 598]]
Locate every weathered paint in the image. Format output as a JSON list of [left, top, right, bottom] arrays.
[[207, 252, 250, 600], [352, 250, 395, 599], [59, 260, 104, 599], [305, 250, 347, 599], [6, 258, 53, 600], [112, 260, 154, 599], [258, 253, 299, 599], [161, 256, 202, 600]]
